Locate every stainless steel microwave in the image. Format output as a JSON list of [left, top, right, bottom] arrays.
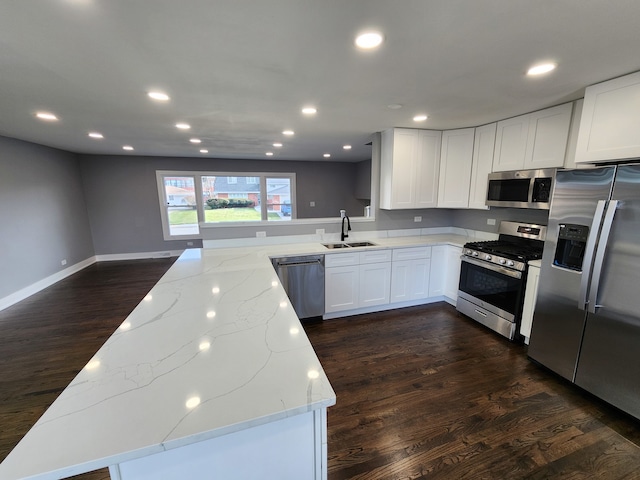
[[486, 169, 556, 209]]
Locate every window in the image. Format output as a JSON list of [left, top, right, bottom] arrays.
[[157, 171, 296, 239], [159, 175, 199, 237]]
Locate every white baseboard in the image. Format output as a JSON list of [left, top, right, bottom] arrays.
[[0, 250, 184, 313], [0, 256, 97, 312], [94, 250, 184, 262]]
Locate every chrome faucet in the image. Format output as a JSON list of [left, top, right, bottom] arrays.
[[341, 215, 351, 241]]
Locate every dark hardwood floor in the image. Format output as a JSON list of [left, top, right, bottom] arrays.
[[304, 306, 640, 479], [1, 259, 639, 479], [0, 259, 176, 480]]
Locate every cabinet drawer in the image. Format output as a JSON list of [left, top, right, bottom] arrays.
[[392, 246, 431, 261], [359, 249, 392, 265], [325, 252, 359, 268]]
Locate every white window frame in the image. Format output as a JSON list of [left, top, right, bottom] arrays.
[[156, 170, 297, 240]]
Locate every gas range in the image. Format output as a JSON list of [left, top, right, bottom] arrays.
[[463, 240, 544, 271], [463, 223, 546, 271], [456, 221, 547, 342]]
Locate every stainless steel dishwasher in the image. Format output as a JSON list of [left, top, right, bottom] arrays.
[[271, 255, 325, 319]]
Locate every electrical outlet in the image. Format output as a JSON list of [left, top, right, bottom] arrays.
[[61, 259, 67, 266], [414, 216, 422, 222], [487, 218, 496, 226], [186, 241, 193, 246], [316, 229, 325, 235], [310, 201, 315, 207], [256, 231, 266, 238]]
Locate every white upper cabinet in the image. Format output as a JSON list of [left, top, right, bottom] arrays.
[[492, 103, 573, 172], [468, 123, 496, 209], [525, 103, 574, 169], [380, 128, 441, 210], [437, 128, 475, 208], [576, 71, 640, 163], [492, 115, 530, 172]]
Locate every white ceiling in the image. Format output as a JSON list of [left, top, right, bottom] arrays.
[[1, 0, 640, 162]]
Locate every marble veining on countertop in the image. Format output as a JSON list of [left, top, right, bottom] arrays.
[[0, 231, 489, 480], [0, 249, 336, 480]]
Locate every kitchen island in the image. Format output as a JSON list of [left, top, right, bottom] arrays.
[[0, 247, 336, 480], [0, 232, 479, 480]]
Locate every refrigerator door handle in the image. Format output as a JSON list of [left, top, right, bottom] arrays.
[[578, 200, 607, 310], [587, 200, 619, 313]]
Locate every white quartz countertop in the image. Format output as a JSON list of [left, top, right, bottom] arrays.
[[0, 233, 472, 480]]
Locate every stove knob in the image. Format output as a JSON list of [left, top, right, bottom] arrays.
[[499, 258, 506, 265], [472, 251, 479, 257], [507, 260, 515, 267], [485, 255, 492, 261]]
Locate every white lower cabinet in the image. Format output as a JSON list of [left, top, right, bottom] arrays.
[[325, 245, 460, 317], [390, 247, 431, 302], [520, 262, 541, 343], [325, 265, 359, 313], [428, 246, 446, 297], [444, 245, 462, 302], [325, 250, 392, 314], [428, 245, 461, 303], [359, 262, 392, 308]]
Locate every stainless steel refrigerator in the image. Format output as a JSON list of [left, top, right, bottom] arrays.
[[528, 163, 640, 419]]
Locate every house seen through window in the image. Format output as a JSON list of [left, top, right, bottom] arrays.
[[157, 171, 295, 239]]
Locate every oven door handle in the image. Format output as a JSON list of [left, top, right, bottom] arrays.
[[460, 256, 523, 279]]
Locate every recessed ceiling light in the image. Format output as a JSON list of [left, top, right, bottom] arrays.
[[175, 123, 191, 130], [199, 149, 208, 154], [282, 130, 295, 136], [355, 31, 384, 49], [122, 145, 134, 151], [189, 138, 201, 144], [88, 132, 103, 139], [387, 104, 403, 110], [273, 142, 283, 147], [148, 91, 170, 101], [413, 114, 428, 122], [527, 62, 557, 76], [323, 153, 331, 158], [302, 107, 317, 115], [343, 145, 352, 150], [266, 152, 274, 156], [36, 112, 58, 121]]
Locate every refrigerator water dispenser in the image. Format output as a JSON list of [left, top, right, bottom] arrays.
[[553, 224, 589, 271]]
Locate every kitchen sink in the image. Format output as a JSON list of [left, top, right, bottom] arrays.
[[323, 243, 351, 249], [322, 241, 377, 249], [346, 241, 377, 247]]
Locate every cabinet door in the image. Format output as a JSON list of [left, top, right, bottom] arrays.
[[576, 71, 640, 163], [391, 258, 431, 302], [520, 265, 541, 341], [444, 246, 462, 302], [359, 262, 391, 308], [525, 103, 573, 169], [468, 123, 496, 209], [415, 130, 442, 208], [493, 114, 530, 172], [325, 266, 359, 313], [428, 245, 447, 297], [563, 99, 583, 169], [389, 129, 419, 209], [437, 128, 475, 208]]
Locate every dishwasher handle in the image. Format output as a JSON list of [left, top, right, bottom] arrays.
[[275, 259, 323, 267]]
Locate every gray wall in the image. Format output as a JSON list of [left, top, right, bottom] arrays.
[[452, 207, 549, 234], [0, 136, 94, 299], [0, 133, 550, 303], [79, 155, 367, 254]]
